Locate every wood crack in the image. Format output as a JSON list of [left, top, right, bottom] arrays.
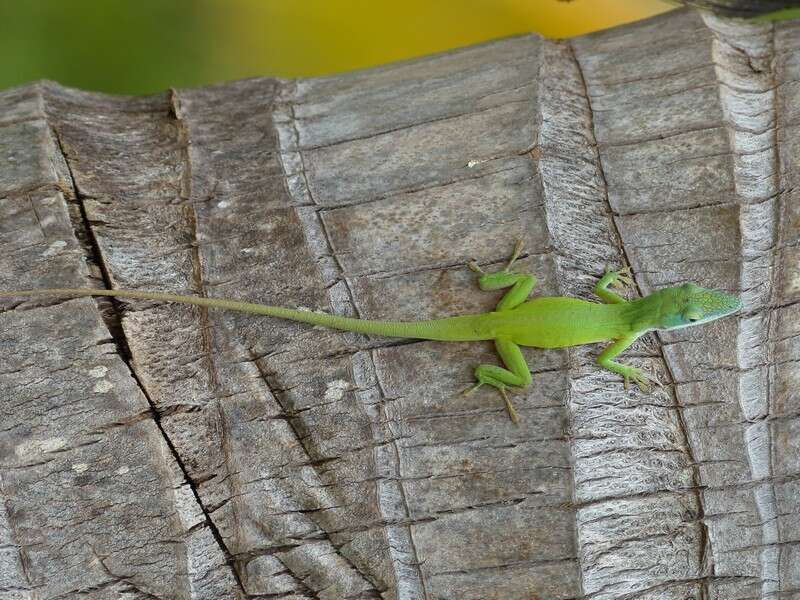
[[169, 89, 220, 391], [245, 347, 386, 597], [296, 98, 532, 153], [557, 33, 710, 599], [43, 87, 248, 597]]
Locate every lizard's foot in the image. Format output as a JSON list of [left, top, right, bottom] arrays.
[[498, 386, 521, 425], [595, 265, 633, 304], [462, 382, 483, 396], [603, 264, 633, 289], [465, 365, 523, 424], [467, 260, 485, 275], [467, 240, 525, 277], [619, 365, 660, 393], [469, 241, 535, 305], [504, 239, 525, 272]]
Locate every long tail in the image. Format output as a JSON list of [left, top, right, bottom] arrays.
[[0, 288, 488, 342]]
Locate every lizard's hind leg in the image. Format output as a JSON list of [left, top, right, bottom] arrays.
[[464, 338, 531, 424], [468, 240, 537, 312]]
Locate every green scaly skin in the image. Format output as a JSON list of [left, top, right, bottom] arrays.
[[0, 242, 742, 424]]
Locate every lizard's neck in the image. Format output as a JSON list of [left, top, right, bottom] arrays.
[[622, 292, 665, 333]]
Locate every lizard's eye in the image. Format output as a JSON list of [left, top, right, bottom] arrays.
[[685, 311, 702, 322]]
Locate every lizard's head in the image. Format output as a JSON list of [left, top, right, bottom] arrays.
[[656, 283, 742, 331]]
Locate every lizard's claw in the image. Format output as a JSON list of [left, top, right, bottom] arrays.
[[461, 381, 521, 425], [610, 276, 633, 289], [498, 387, 521, 425], [504, 239, 525, 272], [462, 382, 483, 396], [603, 262, 626, 274], [622, 367, 659, 394], [467, 260, 485, 274], [608, 265, 634, 289]]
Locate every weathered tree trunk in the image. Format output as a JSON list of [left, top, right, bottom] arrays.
[[1, 8, 798, 599]]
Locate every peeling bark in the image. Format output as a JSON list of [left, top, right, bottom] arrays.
[[1, 8, 799, 600]]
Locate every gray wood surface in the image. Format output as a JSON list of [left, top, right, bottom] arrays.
[[1, 8, 798, 599]]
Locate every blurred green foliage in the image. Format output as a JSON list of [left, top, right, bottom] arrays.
[[0, 0, 672, 96], [0, 0, 217, 94]]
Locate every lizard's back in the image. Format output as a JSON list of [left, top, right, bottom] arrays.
[[485, 296, 629, 348]]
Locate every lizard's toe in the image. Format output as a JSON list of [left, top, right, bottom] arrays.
[[462, 382, 483, 396]]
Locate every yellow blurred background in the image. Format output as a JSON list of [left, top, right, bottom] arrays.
[[0, 0, 674, 95]]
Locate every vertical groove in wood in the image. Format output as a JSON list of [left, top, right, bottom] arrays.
[[537, 37, 626, 599], [703, 13, 785, 599], [274, 77, 429, 600], [566, 15, 711, 595]]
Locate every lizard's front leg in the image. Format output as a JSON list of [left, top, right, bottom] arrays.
[[594, 266, 633, 304], [464, 338, 531, 424], [597, 333, 659, 392], [468, 240, 537, 312]]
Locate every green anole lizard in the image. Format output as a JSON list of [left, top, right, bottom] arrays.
[[0, 242, 741, 424]]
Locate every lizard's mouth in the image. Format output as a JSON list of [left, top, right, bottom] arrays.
[[685, 289, 742, 326], [708, 290, 742, 316]]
